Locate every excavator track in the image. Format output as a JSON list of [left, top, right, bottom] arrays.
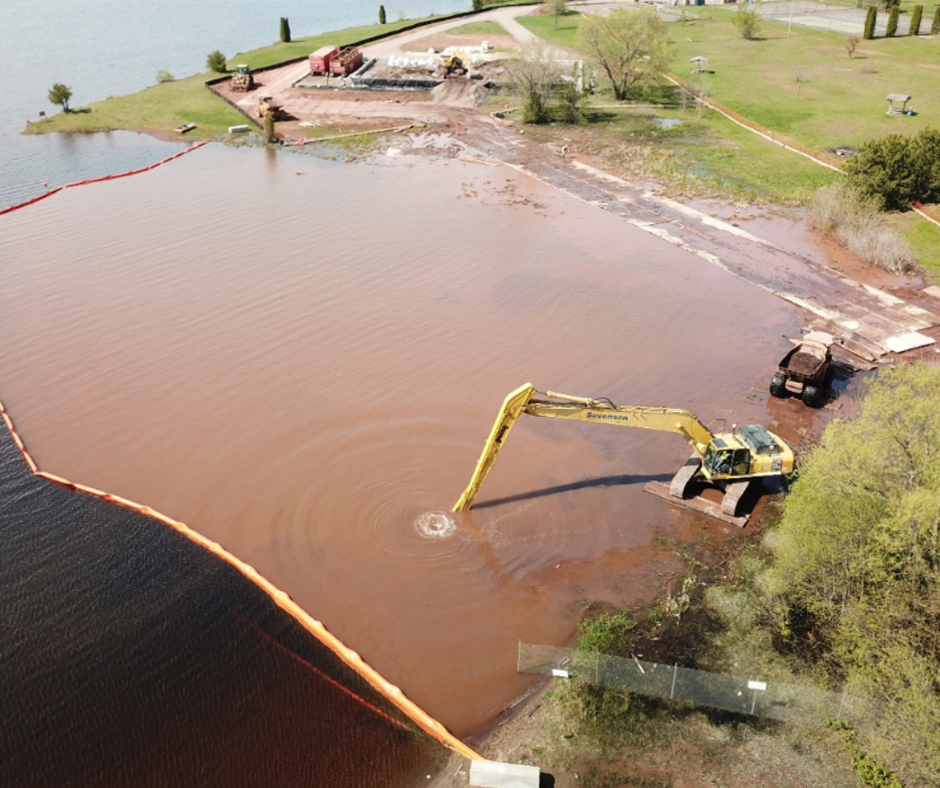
[[669, 454, 702, 499], [720, 479, 754, 518]]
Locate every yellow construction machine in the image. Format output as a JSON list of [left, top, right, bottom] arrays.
[[439, 51, 470, 76], [453, 384, 795, 522], [232, 64, 254, 92]]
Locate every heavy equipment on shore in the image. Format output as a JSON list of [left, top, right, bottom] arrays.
[[453, 384, 795, 523], [439, 50, 471, 76], [232, 64, 254, 92]]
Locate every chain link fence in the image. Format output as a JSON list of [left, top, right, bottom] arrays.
[[518, 642, 861, 726]]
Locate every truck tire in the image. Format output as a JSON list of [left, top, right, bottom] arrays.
[[769, 372, 788, 398], [802, 383, 824, 408]]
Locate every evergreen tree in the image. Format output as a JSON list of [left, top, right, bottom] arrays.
[[886, 5, 899, 36], [280, 17, 291, 43], [932, 5, 940, 34], [379, 5, 386, 24], [863, 5, 877, 39], [908, 4, 922, 34], [473, 0, 484, 9]]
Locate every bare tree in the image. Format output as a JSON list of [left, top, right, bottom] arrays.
[[577, 8, 671, 101], [845, 35, 860, 58], [544, 0, 568, 28], [504, 39, 563, 124]]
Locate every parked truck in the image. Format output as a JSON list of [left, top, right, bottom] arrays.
[[769, 331, 836, 408]]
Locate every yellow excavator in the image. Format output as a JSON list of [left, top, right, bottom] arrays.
[[453, 384, 795, 521], [439, 51, 470, 76]]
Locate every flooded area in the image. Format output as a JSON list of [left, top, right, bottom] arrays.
[[0, 142, 807, 738]]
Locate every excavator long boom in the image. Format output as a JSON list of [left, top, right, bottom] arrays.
[[453, 383, 716, 512]]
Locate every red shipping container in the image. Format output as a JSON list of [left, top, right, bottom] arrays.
[[329, 47, 364, 76], [309, 45, 339, 75]]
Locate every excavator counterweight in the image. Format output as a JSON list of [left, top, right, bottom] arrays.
[[453, 384, 794, 524]]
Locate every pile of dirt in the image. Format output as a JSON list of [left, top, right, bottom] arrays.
[[430, 79, 494, 108]]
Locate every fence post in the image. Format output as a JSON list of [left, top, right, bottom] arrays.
[[836, 689, 846, 721], [517, 640, 522, 674], [671, 664, 678, 700]]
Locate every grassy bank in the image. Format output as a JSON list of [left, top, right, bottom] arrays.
[[25, 16, 461, 137]]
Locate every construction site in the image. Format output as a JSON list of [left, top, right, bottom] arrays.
[[209, 30, 528, 140]]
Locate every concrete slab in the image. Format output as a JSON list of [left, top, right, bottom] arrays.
[[883, 332, 936, 353], [469, 759, 540, 788]]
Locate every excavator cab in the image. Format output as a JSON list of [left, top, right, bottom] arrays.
[[702, 444, 751, 478]]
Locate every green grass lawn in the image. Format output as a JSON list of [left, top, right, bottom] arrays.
[[516, 11, 584, 50], [446, 20, 510, 37], [667, 9, 937, 151]]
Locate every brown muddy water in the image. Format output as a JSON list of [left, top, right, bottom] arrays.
[[0, 143, 804, 749]]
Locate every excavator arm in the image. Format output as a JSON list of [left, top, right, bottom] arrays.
[[453, 383, 716, 512]]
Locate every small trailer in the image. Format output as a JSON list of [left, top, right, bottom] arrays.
[[309, 46, 339, 75], [329, 46, 364, 77]]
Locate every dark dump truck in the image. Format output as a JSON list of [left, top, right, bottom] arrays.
[[770, 331, 835, 408]]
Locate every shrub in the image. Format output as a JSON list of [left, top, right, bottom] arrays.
[[280, 17, 291, 43], [886, 6, 898, 36], [845, 127, 940, 211], [731, 2, 762, 39], [379, 4, 386, 24], [811, 181, 916, 274], [908, 4, 922, 34], [473, 0, 484, 9], [933, 5, 940, 34], [206, 50, 227, 73], [156, 69, 174, 83], [557, 81, 584, 124], [863, 5, 877, 38]]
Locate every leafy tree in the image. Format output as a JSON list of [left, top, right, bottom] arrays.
[[504, 39, 561, 124], [886, 5, 899, 36], [863, 5, 877, 39], [379, 4, 386, 24], [207, 50, 227, 73], [280, 17, 291, 43], [48, 82, 72, 112], [576, 8, 672, 101], [908, 3, 922, 34], [731, 2, 763, 40], [156, 69, 174, 83], [768, 363, 940, 788], [544, 0, 568, 28]]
